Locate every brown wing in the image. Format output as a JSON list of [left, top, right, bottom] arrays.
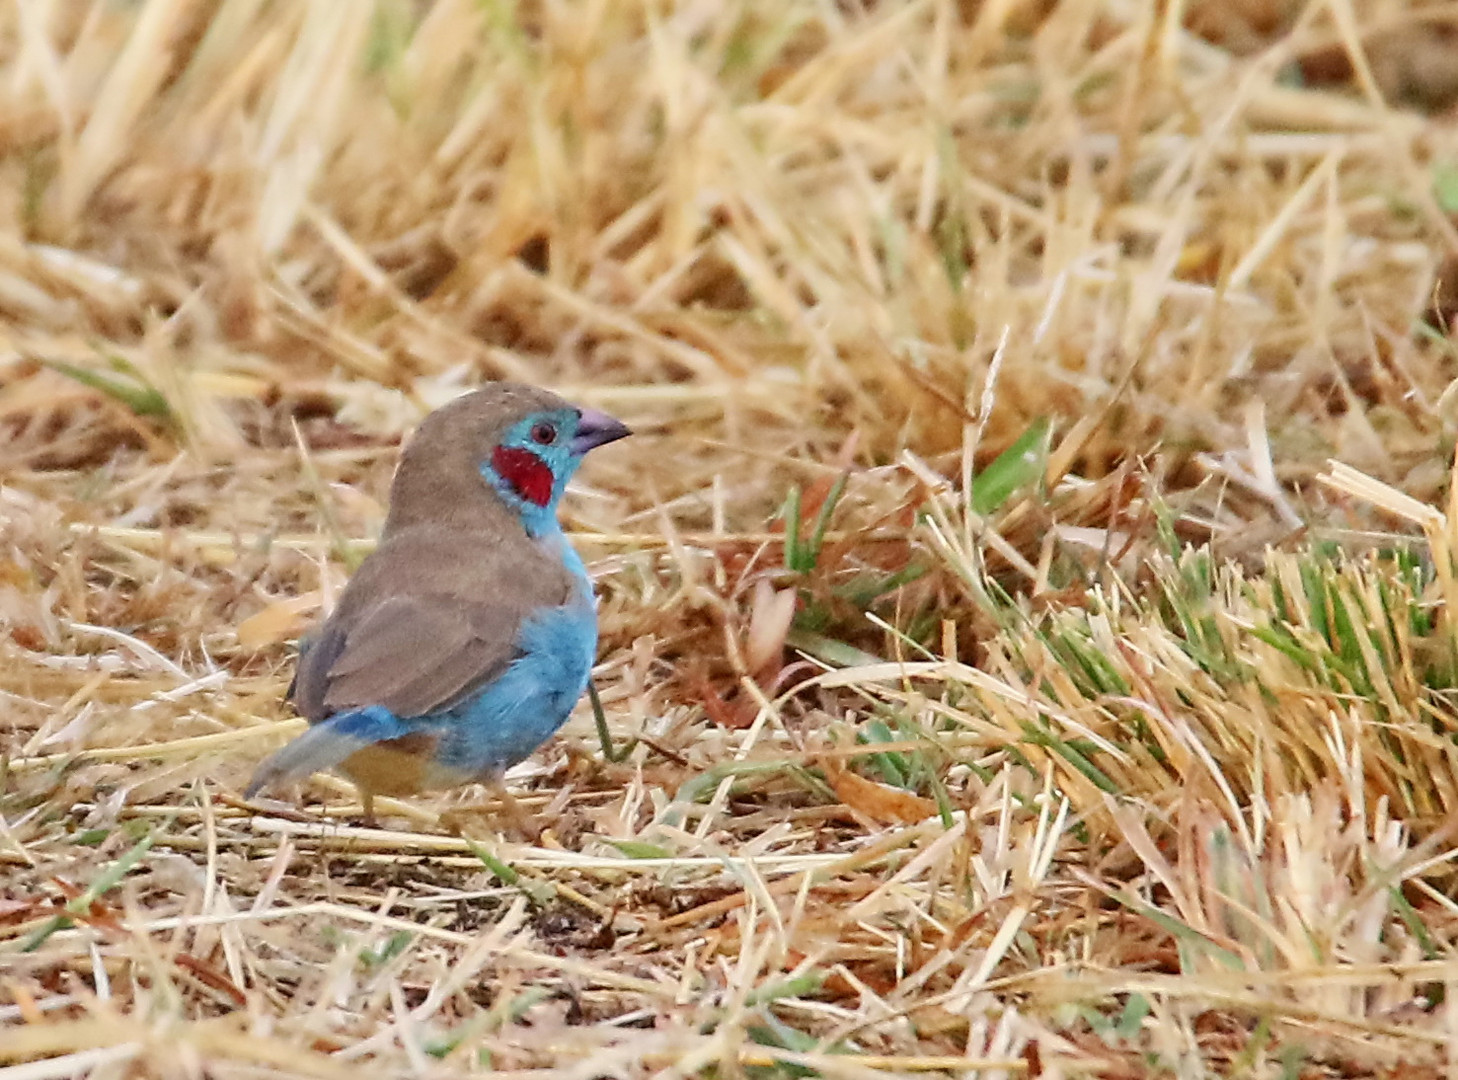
[[321, 593, 519, 718], [288, 622, 346, 721], [287, 525, 574, 722]]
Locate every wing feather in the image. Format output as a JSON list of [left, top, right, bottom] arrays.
[[286, 526, 575, 722], [288, 624, 346, 721], [322, 595, 503, 718]]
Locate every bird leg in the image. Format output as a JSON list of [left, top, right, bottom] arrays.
[[488, 778, 540, 841], [440, 779, 540, 841], [357, 786, 377, 826]]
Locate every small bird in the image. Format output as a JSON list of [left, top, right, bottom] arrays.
[[245, 382, 630, 822]]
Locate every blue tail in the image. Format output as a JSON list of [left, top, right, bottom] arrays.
[[244, 707, 409, 798]]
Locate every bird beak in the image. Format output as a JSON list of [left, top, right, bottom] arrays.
[[571, 407, 632, 455]]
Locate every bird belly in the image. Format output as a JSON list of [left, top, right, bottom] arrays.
[[431, 600, 598, 780], [339, 732, 439, 796]]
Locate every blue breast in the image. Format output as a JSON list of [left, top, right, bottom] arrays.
[[429, 599, 597, 775], [428, 535, 597, 778]]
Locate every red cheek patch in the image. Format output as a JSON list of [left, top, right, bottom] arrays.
[[492, 445, 554, 506]]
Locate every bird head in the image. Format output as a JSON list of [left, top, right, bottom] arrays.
[[383, 383, 631, 537]]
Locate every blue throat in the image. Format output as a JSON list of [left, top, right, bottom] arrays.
[[511, 496, 561, 539]]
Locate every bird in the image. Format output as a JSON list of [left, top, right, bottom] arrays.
[[244, 382, 631, 824]]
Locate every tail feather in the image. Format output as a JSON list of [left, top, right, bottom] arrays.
[[244, 707, 408, 799]]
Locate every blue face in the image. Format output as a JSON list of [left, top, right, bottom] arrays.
[[481, 408, 584, 534]]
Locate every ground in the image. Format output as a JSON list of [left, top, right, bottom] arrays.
[[4, 2, 1458, 1077]]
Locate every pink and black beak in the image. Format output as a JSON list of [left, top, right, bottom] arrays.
[[572, 407, 632, 455]]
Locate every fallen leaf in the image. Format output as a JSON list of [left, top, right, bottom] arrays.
[[745, 579, 796, 676], [236, 591, 322, 649], [820, 755, 937, 825]]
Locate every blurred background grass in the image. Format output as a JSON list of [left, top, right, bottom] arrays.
[[6, 1, 1458, 1076]]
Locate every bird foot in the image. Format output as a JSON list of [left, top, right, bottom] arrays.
[[441, 783, 540, 843]]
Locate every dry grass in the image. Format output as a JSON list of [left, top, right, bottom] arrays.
[[6, 1, 1458, 1076]]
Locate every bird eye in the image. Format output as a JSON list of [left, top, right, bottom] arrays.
[[530, 421, 557, 445]]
